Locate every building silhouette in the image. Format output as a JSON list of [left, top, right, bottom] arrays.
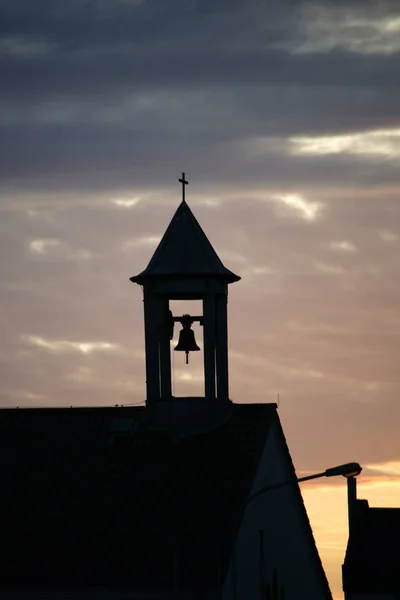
[[343, 478, 400, 599], [0, 174, 332, 599]]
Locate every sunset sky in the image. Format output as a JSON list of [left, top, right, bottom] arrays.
[[2, 0, 400, 597]]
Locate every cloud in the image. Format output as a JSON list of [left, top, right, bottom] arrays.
[[28, 237, 93, 260], [0, 35, 54, 57], [272, 193, 322, 221], [123, 235, 161, 250], [379, 230, 398, 243], [175, 370, 203, 384], [2, 1, 400, 197], [290, 128, 400, 159], [285, 3, 400, 55], [69, 366, 96, 382], [21, 335, 122, 355], [111, 196, 142, 208], [366, 460, 400, 477], [314, 262, 345, 274], [329, 240, 356, 252], [30, 238, 60, 254]]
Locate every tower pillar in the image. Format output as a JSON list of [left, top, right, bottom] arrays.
[[203, 293, 216, 399], [143, 288, 161, 402], [216, 293, 229, 401], [159, 297, 172, 399]]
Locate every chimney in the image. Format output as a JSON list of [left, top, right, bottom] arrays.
[[347, 475, 357, 532]]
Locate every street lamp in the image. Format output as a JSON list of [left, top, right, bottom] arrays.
[[324, 462, 362, 479], [247, 462, 362, 506], [243, 462, 361, 598]]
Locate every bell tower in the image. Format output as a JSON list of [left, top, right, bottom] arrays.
[[130, 173, 240, 406]]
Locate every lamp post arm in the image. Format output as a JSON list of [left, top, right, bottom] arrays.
[[246, 472, 326, 506], [296, 471, 326, 483], [245, 463, 361, 507]]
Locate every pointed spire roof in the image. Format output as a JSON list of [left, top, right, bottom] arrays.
[[130, 200, 240, 284]]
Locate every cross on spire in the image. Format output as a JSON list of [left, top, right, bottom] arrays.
[[178, 172, 189, 203]]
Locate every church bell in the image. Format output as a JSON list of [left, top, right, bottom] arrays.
[[174, 314, 200, 364]]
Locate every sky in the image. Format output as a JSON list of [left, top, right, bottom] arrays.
[[1, 0, 400, 597]]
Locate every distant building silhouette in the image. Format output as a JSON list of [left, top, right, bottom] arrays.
[[0, 174, 332, 599], [343, 478, 400, 599]]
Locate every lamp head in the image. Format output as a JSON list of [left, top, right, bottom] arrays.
[[324, 462, 362, 478]]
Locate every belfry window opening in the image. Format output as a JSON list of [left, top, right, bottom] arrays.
[[170, 300, 204, 397]]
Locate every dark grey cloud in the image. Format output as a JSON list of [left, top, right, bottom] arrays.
[[2, 0, 400, 193], [2, 47, 400, 104]]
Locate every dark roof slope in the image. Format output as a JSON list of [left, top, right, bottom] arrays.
[[275, 417, 333, 600], [343, 500, 400, 593], [130, 200, 240, 284], [0, 403, 274, 589]]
